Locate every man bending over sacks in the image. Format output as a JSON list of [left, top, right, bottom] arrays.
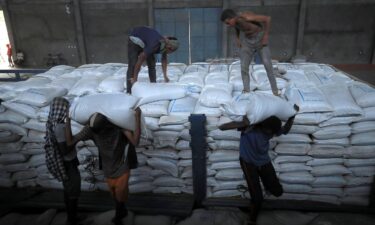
[[219, 104, 299, 225], [65, 109, 141, 225]]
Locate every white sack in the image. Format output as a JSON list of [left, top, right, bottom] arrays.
[[351, 132, 375, 145], [215, 169, 243, 181], [222, 92, 296, 124], [294, 112, 333, 125], [349, 82, 375, 107], [358, 107, 375, 122], [147, 158, 178, 177], [349, 166, 375, 177], [199, 85, 232, 108], [285, 86, 332, 113], [168, 97, 197, 116], [0, 110, 28, 124], [209, 150, 239, 162], [320, 84, 363, 116], [306, 158, 344, 166], [274, 143, 311, 155], [345, 146, 375, 159], [70, 93, 138, 130], [312, 125, 351, 139], [311, 165, 351, 176], [2, 102, 38, 119], [178, 72, 205, 93], [14, 87, 67, 107], [279, 172, 315, 184], [312, 176, 346, 187], [0, 153, 27, 165], [132, 82, 186, 106], [351, 121, 375, 134], [140, 101, 169, 118], [194, 102, 222, 117], [68, 77, 102, 96], [0, 123, 27, 136], [97, 76, 125, 93]]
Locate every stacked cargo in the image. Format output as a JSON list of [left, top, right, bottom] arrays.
[[0, 61, 374, 206]]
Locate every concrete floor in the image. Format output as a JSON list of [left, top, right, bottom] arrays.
[[0, 208, 375, 225]]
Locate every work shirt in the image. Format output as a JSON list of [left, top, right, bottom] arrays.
[[55, 123, 77, 161], [73, 125, 129, 178], [239, 126, 286, 167], [129, 26, 164, 57]]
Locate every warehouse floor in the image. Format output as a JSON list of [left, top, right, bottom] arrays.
[[0, 188, 374, 225]]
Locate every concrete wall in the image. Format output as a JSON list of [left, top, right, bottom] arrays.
[[1, 0, 375, 67]]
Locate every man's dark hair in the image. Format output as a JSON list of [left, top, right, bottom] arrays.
[[260, 116, 281, 134], [89, 113, 114, 133], [221, 9, 237, 22]]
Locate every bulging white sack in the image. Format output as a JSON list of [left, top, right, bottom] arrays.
[[0, 153, 27, 165], [349, 82, 375, 107], [279, 172, 315, 184], [2, 102, 38, 119], [68, 77, 102, 96], [344, 158, 375, 167], [215, 169, 243, 181], [168, 97, 197, 116], [70, 93, 139, 130], [294, 112, 333, 125], [222, 92, 296, 124], [274, 143, 311, 155], [351, 132, 375, 145], [358, 107, 375, 122], [0, 110, 28, 124], [132, 82, 187, 106], [311, 165, 351, 176], [345, 146, 375, 159], [0, 123, 27, 136], [194, 102, 222, 117], [209, 150, 239, 162], [312, 125, 351, 139], [14, 87, 67, 107], [22, 119, 46, 132], [306, 158, 344, 166], [351, 121, 375, 134], [199, 85, 232, 108], [285, 86, 332, 113], [140, 101, 169, 118], [320, 84, 363, 116], [308, 145, 346, 158], [97, 76, 125, 93], [178, 72, 205, 93], [147, 158, 178, 177]]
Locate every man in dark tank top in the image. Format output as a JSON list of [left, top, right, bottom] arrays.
[[221, 9, 279, 96]]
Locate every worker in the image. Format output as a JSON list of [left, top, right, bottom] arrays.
[[221, 9, 278, 95], [219, 104, 299, 225], [66, 110, 141, 225], [44, 97, 82, 225], [6, 44, 14, 67], [126, 26, 179, 93]]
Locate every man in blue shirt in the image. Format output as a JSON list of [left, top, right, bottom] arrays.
[[126, 26, 179, 93], [219, 105, 298, 225]]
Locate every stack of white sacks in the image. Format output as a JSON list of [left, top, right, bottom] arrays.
[[0, 61, 374, 206]]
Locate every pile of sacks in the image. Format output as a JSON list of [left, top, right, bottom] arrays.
[[0, 61, 374, 206]]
